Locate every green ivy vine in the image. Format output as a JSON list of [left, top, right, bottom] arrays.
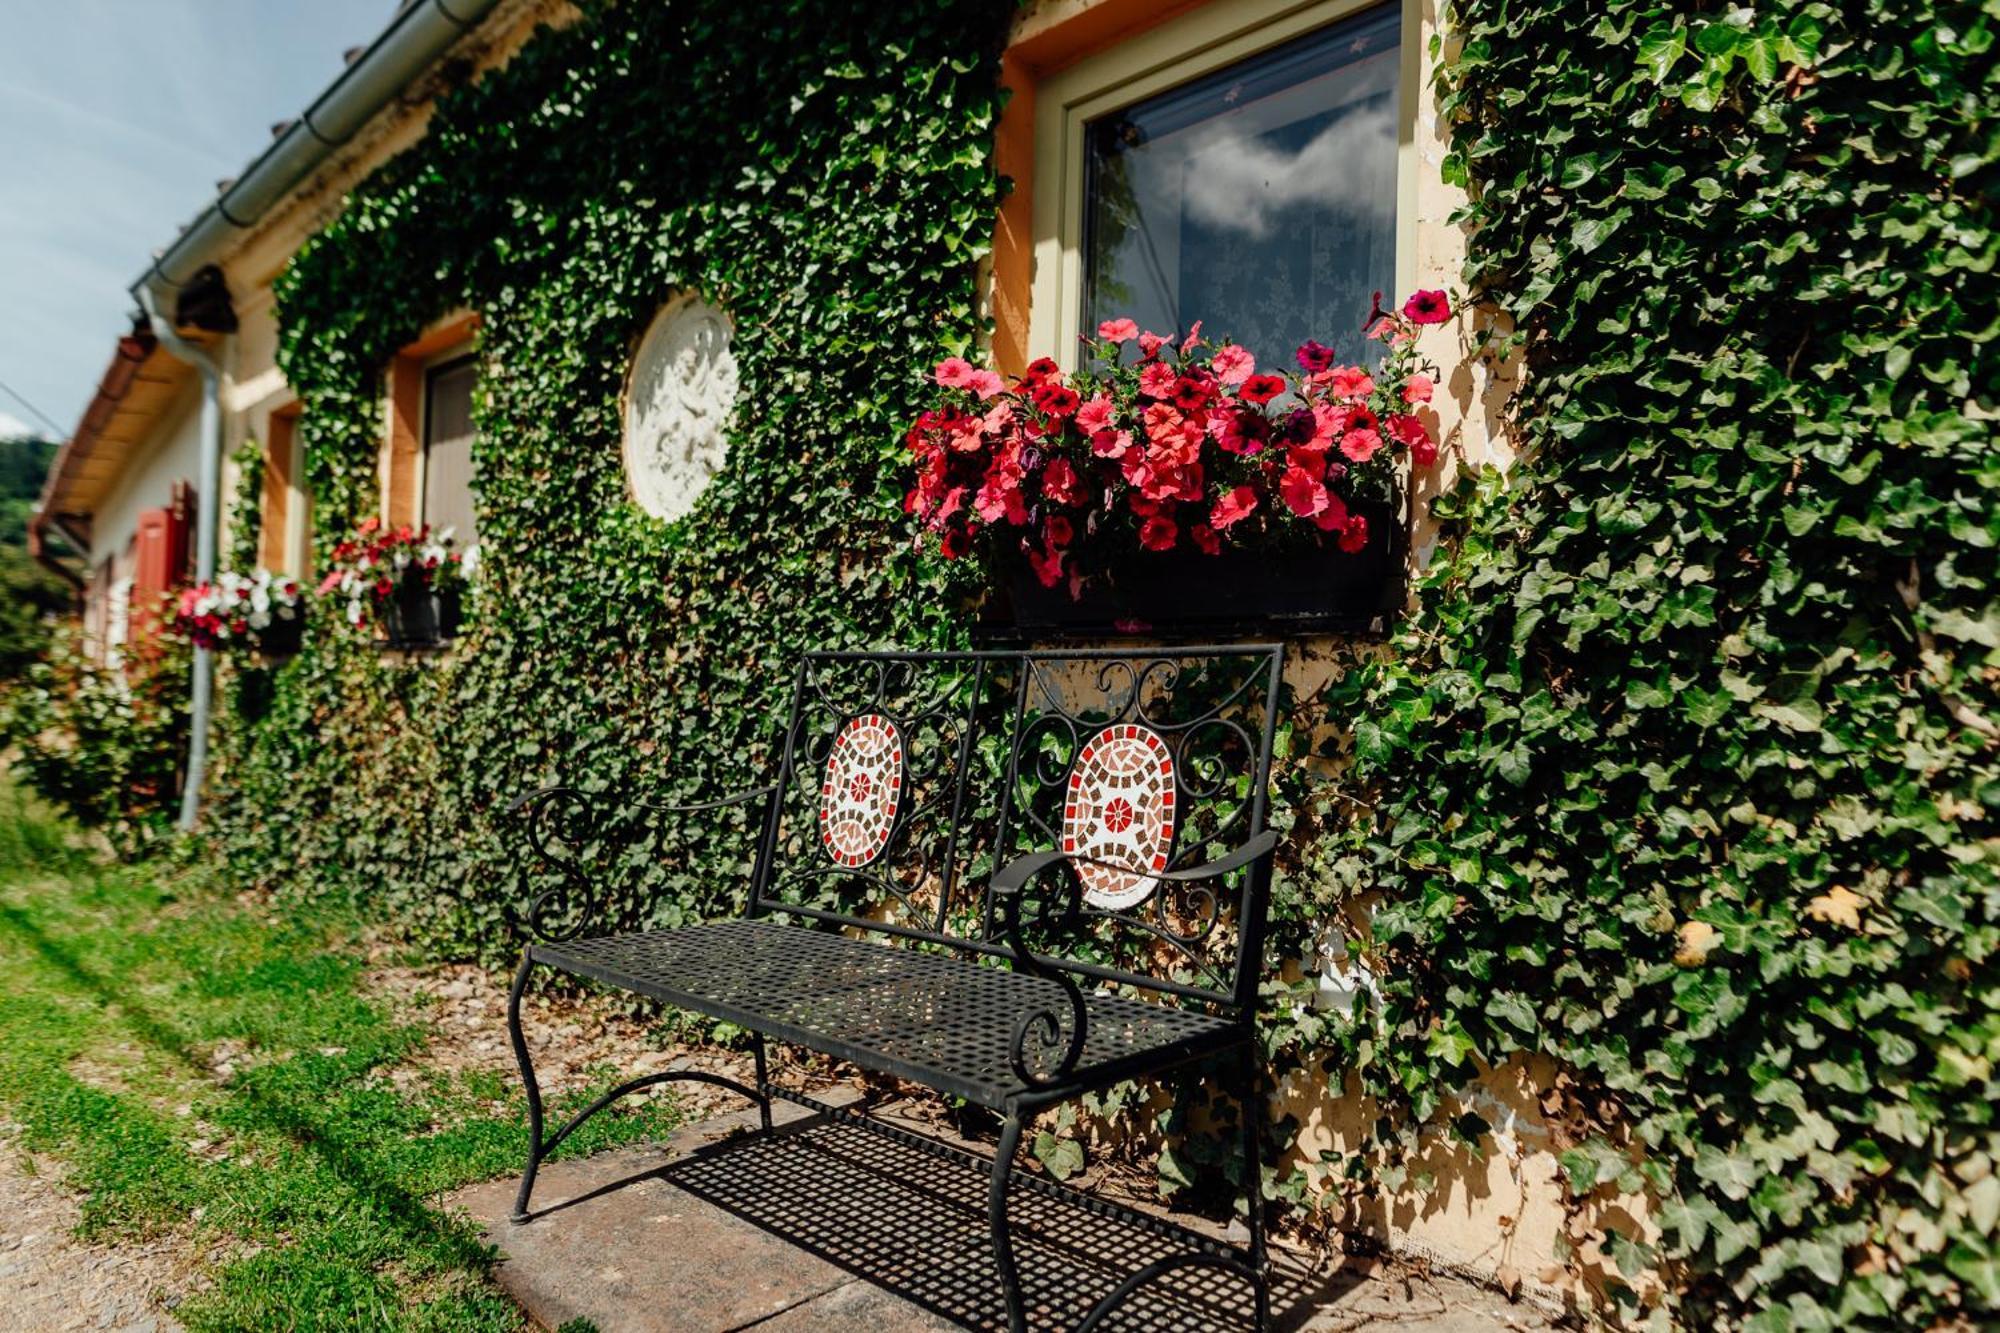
[[1322, 1, 2000, 1327]]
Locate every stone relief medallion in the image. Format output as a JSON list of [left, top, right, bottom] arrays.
[[818, 713, 904, 868], [1062, 724, 1177, 911], [622, 294, 740, 523]]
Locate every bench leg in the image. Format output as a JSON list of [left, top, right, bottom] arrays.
[[1235, 1047, 1272, 1332], [507, 951, 545, 1223], [989, 1112, 1028, 1333], [751, 1032, 773, 1132]]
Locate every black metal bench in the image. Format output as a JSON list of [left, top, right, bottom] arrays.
[[505, 646, 1285, 1331]]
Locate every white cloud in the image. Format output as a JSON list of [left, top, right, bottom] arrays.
[[1179, 102, 1400, 240], [0, 410, 34, 441]]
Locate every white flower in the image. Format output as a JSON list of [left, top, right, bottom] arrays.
[[461, 544, 481, 577], [250, 588, 271, 615], [346, 600, 364, 626]]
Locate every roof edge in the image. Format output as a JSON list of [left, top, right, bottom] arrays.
[[130, 0, 506, 305]]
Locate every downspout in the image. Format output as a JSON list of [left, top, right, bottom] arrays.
[[136, 287, 223, 831]]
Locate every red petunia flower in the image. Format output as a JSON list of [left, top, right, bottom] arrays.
[[1033, 383, 1081, 418], [1190, 522, 1221, 555], [1239, 374, 1287, 405], [1337, 511, 1370, 552], [1402, 290, 1451, 324], [1295, 340, 1335, 374], [1045, 514, 1074, 547], [1042, 457, 1084, 506], [1023, 356, 1061, 384], [1028, 542, 1066, 588], [1138, 515, 1178, 551], [939, 527, 972, 559], [1170, 377, 1212, 411]]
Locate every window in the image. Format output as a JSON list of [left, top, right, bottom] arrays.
[[421, 355, 477, 545], [1025, 0, 1410, 371], [259, 404, 303, 574], [1082, 8, 1399, 369]]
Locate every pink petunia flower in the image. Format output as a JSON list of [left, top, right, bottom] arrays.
[[966, 369, 1006, 400], [1138, 362, 1179, 398], [1340, 428, 1385, 463], [1278, 465, 1328, 518], [1327, 367, 1375, 400], [933, 357, 976, 388], [1210, 344, 1255, 386], [1402, 374, 1434, 405], [1137, 331, 1167, 359], [1097, 317, 1139, 343], [1076, 394, 1116, 435], [1210, 485, 1258, 531], [1091, 428, 1133, 459]]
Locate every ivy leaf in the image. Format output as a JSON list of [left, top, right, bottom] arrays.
[[1636, 25, 1687, 82], [1032, 1131, 1084, 1181]]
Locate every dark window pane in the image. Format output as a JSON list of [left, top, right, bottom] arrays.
[[423, 356, 477, 546], [1082, 6, 1399, 370]]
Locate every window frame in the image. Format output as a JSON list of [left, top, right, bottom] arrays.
[[1027, 0, 1419, 371]]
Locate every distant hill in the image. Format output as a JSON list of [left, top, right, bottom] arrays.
[[0, 436, 57, 549]]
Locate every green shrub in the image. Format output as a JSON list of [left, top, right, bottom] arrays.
[[8, 628, 190, 849]]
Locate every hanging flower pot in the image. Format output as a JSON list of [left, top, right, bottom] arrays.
[[318, 517, 475, 651], [173, 570, 308, 655], [384, 569, 464, 648]]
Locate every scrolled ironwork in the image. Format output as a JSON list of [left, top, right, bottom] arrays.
[[507, 785, 604, 942], [991, 850, 1090, 1087]]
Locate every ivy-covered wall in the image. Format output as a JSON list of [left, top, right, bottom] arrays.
[[1331, 2, 1998, 1328], [205, 0, 1999, 1326]]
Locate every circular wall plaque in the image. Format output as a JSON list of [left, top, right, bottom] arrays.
[[622, 293, 739, 522]]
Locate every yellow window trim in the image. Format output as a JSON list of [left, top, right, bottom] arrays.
[[1027, 0, 1420, 370]]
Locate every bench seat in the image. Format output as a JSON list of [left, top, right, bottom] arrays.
[[535, 919, 1244, 1110]]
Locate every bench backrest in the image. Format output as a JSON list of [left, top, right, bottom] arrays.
[[748, 646, 1284, 1014]]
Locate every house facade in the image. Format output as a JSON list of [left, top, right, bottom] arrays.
[[39, 0, 1976, 1320], [31, 0, 1588, 1315]]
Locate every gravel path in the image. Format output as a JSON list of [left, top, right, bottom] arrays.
[[0, 1140, 186, 1333]]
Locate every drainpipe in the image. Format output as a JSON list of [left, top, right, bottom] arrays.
[[136, 287, 223, 832]]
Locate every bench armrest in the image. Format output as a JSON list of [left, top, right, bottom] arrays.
[[990, 828, 1280, 901], [504, 781, 779, 942], [989, 827, 1279, 1089]]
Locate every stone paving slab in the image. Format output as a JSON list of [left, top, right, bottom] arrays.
[[449, 1092, 1552, 1332]]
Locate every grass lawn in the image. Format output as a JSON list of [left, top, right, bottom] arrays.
[[0, 779, 679, 1330]]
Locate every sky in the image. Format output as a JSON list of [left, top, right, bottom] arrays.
[[0, 2, 393, 441]]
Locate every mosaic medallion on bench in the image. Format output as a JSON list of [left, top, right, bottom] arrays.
[[818, 713, 903, 867], [1063, 723, 1177, 910]]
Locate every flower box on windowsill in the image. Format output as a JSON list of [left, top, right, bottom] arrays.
[[252, 615, 304, 661], [993, 498, 1405, 639], [378, 572, 462, 651]]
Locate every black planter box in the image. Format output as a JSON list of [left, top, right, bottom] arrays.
[[252, 613, 303, 659], [995, 499, 1405, 639], [381, 572, 462, 649]]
